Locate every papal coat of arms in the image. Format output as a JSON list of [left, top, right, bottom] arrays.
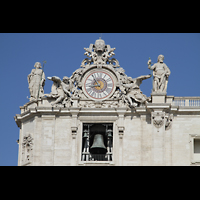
[[152, 112, 165, 128]]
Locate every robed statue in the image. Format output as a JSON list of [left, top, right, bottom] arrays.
[[28, 62, 45, 101], [148, 55, 170, 94]]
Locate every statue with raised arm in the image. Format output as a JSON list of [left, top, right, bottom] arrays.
[[148, 55, 171, 94], [45, 76, 72, 106], [28, 62, 45, 101], [122, 74, 151, 107]]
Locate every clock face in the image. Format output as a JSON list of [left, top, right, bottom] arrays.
[[83, 70, 115, 100]]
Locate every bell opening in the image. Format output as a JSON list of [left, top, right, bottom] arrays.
[[82, 123, 113, 161]]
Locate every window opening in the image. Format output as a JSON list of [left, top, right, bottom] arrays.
[[194, 139, 200, 153], [81, 123, 113, 161]]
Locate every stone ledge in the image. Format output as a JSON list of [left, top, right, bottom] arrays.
[[177, 107, 200, 112], [146, 103, 171, 110], [14, 103, 200, 129], [78, 161, 114, 166]]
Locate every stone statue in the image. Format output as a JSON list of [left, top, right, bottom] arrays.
[[148, 55, 171, 94], [28, 62, 45, 101], [122, 75, 151, 107], [45, 76, 72, 106]]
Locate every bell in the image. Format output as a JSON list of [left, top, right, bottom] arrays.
[[106, 129, 113, 138], [90, 134, 107, 154], [83, 129, 89, 138]]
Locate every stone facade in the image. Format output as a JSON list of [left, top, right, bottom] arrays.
[[14, 39, 200, 166], [14, 96, 200, 166]]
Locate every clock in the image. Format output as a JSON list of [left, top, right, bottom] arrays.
[[82, 68, 117, 101]]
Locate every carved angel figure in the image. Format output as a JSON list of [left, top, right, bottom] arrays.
[[122, 75, 151, 107], [45, 76, 73, 106], [28, 62, 45, 101]]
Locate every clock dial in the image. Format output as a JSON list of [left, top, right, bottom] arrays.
[[84, 71, 115, 100]]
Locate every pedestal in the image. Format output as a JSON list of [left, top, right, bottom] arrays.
[[151, 92, 166, 103]]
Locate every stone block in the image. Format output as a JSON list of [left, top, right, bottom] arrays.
[[151, 94, 166, 103]]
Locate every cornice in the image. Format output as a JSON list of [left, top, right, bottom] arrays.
[[14, 103, 200, 128]]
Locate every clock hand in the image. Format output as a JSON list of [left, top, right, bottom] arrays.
[[89, 84, 100, 88], [92, 75, 100, 86]]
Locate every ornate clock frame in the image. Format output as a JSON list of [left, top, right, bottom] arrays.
[[81, 65, 118, 101]]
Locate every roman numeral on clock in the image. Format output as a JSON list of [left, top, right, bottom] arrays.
[[91, 91, 96, 98], [107, 83, 113, 88], [105, 77, 112, 82], [86, 87, 92, 94], [97, 93, 102, 99], [87, 89, 97, 98], [106, 87, 112, 94]]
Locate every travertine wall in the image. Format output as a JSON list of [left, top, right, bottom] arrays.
[[121, 114, 200, 166], [15, 98, 200, 166]]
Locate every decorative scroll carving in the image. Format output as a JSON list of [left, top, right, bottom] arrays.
[[22, 134, 33, 165], [165, 113, 173, 130]]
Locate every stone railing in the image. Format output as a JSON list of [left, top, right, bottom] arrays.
[[172, 97, 200, 107], [81, 152, 112, 161]]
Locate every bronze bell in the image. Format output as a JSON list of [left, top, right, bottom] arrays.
[[83, 129, 89, 138], [90, 134, 107, 154], [106, 129, 113, 138]]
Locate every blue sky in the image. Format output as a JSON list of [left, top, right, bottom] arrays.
[[0, 33, 199, 166]]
